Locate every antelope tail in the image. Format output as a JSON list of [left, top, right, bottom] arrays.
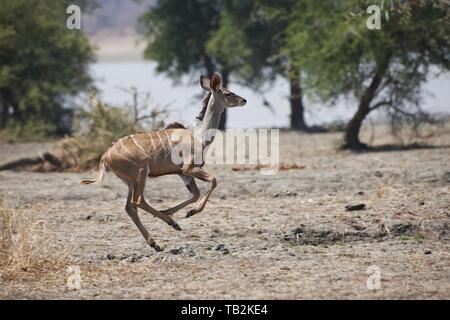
[[80, 160, 106, 185]]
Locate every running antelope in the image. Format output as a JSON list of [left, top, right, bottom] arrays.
[[80, 74, 247, 251]]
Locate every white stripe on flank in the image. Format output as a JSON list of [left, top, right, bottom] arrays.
[[156, 132, 165, 147], [112, 148, 138, 166], [146, 132, 155, 150], [131, 135, 149, 157], [165, 131, 173, 148], [119, 139, 133, 156]]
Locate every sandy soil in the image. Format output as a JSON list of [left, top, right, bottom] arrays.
[[0, 126, 449, 299]]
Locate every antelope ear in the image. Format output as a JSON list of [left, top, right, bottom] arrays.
[[210, 73, 222, 92], [200, 75, 211, 91]]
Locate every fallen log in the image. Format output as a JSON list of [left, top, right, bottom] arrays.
[[0, 152, 62, 171]]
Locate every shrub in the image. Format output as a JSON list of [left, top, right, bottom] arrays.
[[0, 120, 56, 143], [0, 197, 69, 281], [54, 91, 171, 171]]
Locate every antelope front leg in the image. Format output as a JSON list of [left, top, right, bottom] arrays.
[[182, 167, 217, 218], [160, 175, 200, 216]]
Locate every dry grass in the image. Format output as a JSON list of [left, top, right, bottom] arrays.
[[0, 197, 70, 282]]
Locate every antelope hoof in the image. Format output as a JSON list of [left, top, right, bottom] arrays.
[[150, 242, 163, 252], [169, 220, 182, 231], [186, 209, 197, 218]]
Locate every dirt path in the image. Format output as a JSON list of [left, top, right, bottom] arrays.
[[0, 128, 449, 299]]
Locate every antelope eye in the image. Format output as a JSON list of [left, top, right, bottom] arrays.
[[225, 91, 231, 96]]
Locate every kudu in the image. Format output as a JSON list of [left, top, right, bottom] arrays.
[[80, 74, 247, 251]]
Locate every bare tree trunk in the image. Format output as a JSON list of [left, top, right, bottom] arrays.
[[343, 52, 392, 150], [203, 54, 215, 78], [289, 68, 308, 131], [0, 152, 62, 171], [218, 70, 229, 131], [343, 104, 371, 150], [0, 104, 6, 129]]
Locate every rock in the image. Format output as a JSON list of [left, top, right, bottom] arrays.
[[106, 253, 115, 260], [419, 201, 425, 206], [187, 250, 196, 257], [100, 215, 113, 223], [424, 250, 432, 255], [169, 248, 183, 255], [273, 193, 281, 198], [443, 172, 450, 183], [374, 171, 383, 178], [345, 203, 366, 211], [215, 244, 229, 254], [356, 191, 364, 195], [351, 224, 366, 231]]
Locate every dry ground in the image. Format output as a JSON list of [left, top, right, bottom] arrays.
[[0, 125, 449, 299]]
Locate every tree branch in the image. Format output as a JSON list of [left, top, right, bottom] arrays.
[[370, 99, 392, 111]]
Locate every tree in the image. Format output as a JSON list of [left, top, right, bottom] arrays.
[[0, 0, 94, 135], [217, 0, 310, 130], [259, 0, 311, 131], [283, 0, 450, 149], [139, 0, 305, 130], [139, 0, 233, 128]]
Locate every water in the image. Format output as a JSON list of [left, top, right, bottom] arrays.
[[90, 61, 450, 129]]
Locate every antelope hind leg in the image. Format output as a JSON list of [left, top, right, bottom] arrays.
[[124, 180, 162, 252], [133, 168, 182, 231]]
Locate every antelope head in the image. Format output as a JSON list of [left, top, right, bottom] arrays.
[[200, 74, 247, 108]]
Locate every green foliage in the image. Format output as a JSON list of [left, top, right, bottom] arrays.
[[0, 120, 56, 143], [0, 0, 94, 135], [271, 0, 450, 146], [206, 10, 252, 75], [138, 0, 281, 87], [139, 0, 221, 78], [284, 0, 450, 106], [206, 0, 280, 86]]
